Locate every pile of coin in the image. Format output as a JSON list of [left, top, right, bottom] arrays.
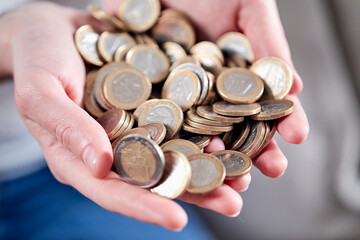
[[75, 0, 295, 199]]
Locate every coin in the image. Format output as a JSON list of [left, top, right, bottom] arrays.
[[98, 32, 136, 62], [187, 109, 233, 127], [250, 57, 293, 99], [117, 0, 160, 33], [226, 55, 247, 68], [223, 121, 251, 150], [182, 123, 224, 136], [161, 42, 187, 64], [213, 101, 261, 117], [187, 154, 226, 194], [251, 99, 295, 120], [133, 99, 159, 120], [237, 121, 266, 157], [201, 72, 217, 105], [114, 44, 136, 62], [120, 127, 150, 139], [161, 139, 202, 157], [190, 41, 224, 65], [111, 111, 132, 140], [126, 45, 170, 84], [113, 134, 165, 188], [138, 99, 183, 140], [185, 119, 233, 132], [102, 67, 152, 110], [170, 63, 209, 105], [182, 134, 211, 149], [212, 150, 252, 179], [162, 69, 201, 111], [151, 9, 195, 49], [193, 53, 223, 76], [216, 68, 264, 104], [151, 150, 191, 199], [75, 25, 103, 66], [252, 121, 277, 158], [83, 70, 104, 118], [87, 5, 128, 31], [216, 32, 254, 63], [169, 56, 199, 72], [97, 108, 126, 140], [196, 105, 244, 124], [141, 122, 167, 144]]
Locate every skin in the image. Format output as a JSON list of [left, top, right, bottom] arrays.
[[0, 0, 309, 232]]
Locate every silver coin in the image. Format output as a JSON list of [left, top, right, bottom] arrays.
[[171, 63, 209, 104], [80, 30, 100, 60], [212, 150, 252, 178], [124, 0, 153, 27], [144, 105, 175, 132], [261, 100, 289, 114], [238, 123, 258, 152], [113, 134, 165, 188], [166, 74, 196, 107], [110, 71, 144, 103], [253, 63, 286, 97], [104, 33, 134, 59], [131, 49, 165, 78], [190, 159, 218, 187], [221, 40, 249, 61], [223, 72, 257, 97]]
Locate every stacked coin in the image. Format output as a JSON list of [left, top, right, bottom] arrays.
[[75, 0, 296, 199]]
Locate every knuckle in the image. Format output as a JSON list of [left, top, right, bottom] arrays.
[[54, 119, 75, 150]]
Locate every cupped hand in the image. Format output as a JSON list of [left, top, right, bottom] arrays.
[[1, 2, 247, 231]]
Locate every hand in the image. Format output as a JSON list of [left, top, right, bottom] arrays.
[[106, 0, 309, 222], [2, 2, 247, 232]]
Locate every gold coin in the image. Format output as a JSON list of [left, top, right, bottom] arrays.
[[223, 121, 251, 150], [102, 67, 151, 110], [113, 134, 165, 188], [251, 99, 295, 121], [187, 109, 232, 127], [185, 119, 233, 132], [141, 122, 167, 144], [151, 9, 195, 49], [216, 32, 254, 63], [98, 32, 136, 62], [138, 99, 183, 140], [252, 121, 277, 158], [151, 150, 191, 199], [212, 101, 261, 117], [182, 123, 224, 136], [250, 57, 293, 100], [111, 111, 132, 140], [162, 42, 187, 64], [190, 41, 224, 65], [187, 154, 226, 194], [117, 0, 160, 33], [216, 68, 264, 104], [161, 139, 202, 157], [201, 72, 217, 105], [212, 150, 252, 179], [97, 108, 126, 140], [120, 127, 150, 139], [161, 69, 201, 111], [83, 70, 104, 118], [75, 25, 103, 66], [124, 112, 135, 132], [126, 45, 170, 84], [87, 5, 128, 31], [133, 99, 159, 121], [237, 121, 266, 158], [196, 105, 244, 124]]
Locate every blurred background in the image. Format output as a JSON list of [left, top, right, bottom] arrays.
[[201, 0, 360, 239]]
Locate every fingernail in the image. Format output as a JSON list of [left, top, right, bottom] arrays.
[[229, 210, 241, 218], [82, 145, 96, 174]]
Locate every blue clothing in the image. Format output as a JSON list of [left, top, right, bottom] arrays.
[[0, 166, 216, 240]]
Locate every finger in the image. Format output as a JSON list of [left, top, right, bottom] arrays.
[[13, 18, 112, 178], [204, 136, 225, 153], [277, 94, 309, 144], [253, 138, 288, 178], [25, 119, 188, 231], [179, 184, 243, 217], [238, 0, 303, 94], [225, 173, 251, 192]]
